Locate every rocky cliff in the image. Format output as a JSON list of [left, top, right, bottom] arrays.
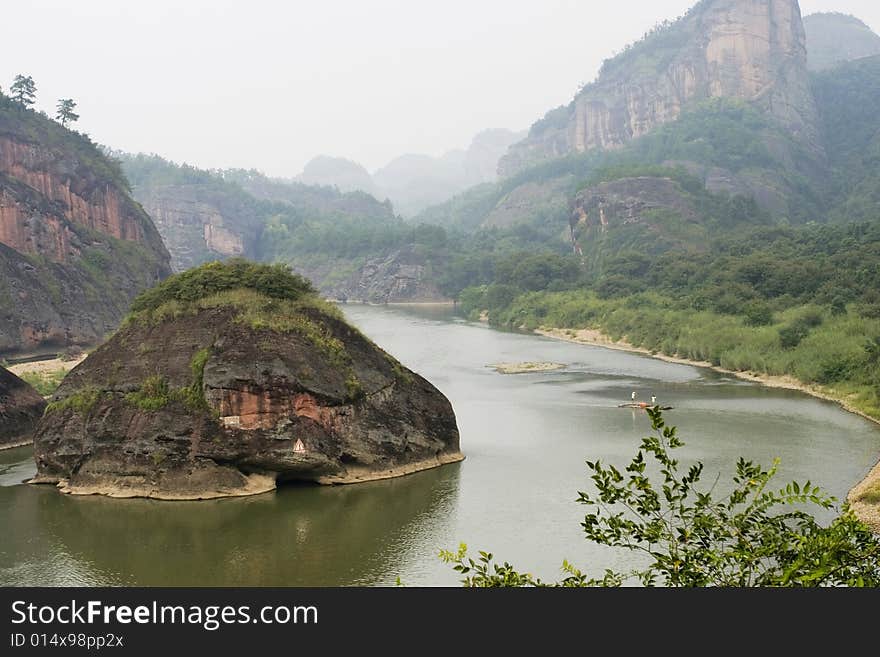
[[130, 182, 259, 272], [331, 248, 450, 304], [0, 98, 171, 357], [500, 0, 820, 176], [31, 261, 462, 499], [0, 366, 46, 449], [571, 176, 698, 233]]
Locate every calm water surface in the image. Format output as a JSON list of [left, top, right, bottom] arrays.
[[2, 305, 878, 586]]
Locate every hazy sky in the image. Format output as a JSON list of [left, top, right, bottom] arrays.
[[2, 1, 877, 176]]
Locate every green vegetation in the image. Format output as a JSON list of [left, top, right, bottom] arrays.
[[18, 369, 67, 397], [118, 153, 402, 271], [45, 387, 103, 416], [9, 75, 36, 108], [124, 349, 211, 413], [129, 260, 315, 314], [124, 375, 172, 411], [442, 408, 880, 587], [858, 483, 880, 505], [55, 98, 79, 127], [0, 90, 129, 195], [127, 262, 364, 391], [458, 218, 880, 418], [812, 55, 880, 222]]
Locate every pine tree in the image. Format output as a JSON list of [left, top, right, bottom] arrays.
[[10, 75, 36, 107], [56, 98, 80, 127]]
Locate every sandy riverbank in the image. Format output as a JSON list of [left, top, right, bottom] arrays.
[[534, 325, 880, 529], [8, 354, 87, 377]]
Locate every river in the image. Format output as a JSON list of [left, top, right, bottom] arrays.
[[1, 304, 878, 586]]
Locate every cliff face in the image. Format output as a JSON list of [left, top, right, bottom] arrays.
[[571, 177, 698, 234], [132, 185, 255, 271], [0, 366, 46, 449], [32, 263, 462, 499], [500, 0, 819, 176], [335, 248, 450, 303], [0, 138, 155, 259], [0, 100, 171, 356]]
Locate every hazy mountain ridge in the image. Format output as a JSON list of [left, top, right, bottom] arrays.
[[118, 154, 452, 303], [419, 0, 880, 236], [804, 12, 880, 71], [119, 153, 396, 272], [297, 128, 525, 217]]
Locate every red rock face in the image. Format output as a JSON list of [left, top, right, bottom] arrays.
[[0, 137, 146, 261], [214, 387, 336, 431]]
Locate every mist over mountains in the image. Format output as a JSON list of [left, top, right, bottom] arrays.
[[296, 128, 525, 217]]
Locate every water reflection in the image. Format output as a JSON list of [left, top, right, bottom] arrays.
[[0, 455, 460, 586]]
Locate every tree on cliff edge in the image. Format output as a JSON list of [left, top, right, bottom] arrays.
[[10, 75, 36, 108], [56, 98, 79, 127]]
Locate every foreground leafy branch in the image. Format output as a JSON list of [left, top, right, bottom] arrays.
[[442, 408, 880, 587]]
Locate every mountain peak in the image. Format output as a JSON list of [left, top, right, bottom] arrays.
[[804, 12, 880, 71], [499, 0, 817, 177]]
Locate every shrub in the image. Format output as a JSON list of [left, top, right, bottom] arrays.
[[779, 323, 810, 349], [441, 409, 880, 587], [129, 259, 315, 315], [743, 300, 774, 327]]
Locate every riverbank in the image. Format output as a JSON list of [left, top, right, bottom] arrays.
[[535, 326, 880, 425], [7, 354, 87, 398], [534, 325, 880, 529], [8, 354, 87, 378]]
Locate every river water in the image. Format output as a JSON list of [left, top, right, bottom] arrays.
[[2, 305, 878, 586]]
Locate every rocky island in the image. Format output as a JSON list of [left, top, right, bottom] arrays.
[[30, 260, 462, 500], [0, 367, 46, 449]]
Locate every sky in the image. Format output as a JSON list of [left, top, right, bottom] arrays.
[[1, 1, 877, 177]]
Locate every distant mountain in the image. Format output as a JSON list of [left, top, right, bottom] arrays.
[[804, 13, 880, 71], [119, 154, 395, 272], [296, 128, 524, 217], [812, 54, 880, 222], [118, 155, 448, 303], [297, 155, 379, 197], [0, 94, 171, 357], [422, 0, 833, 234]]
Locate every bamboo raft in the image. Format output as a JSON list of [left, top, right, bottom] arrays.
[[617, 403, 674, 410]]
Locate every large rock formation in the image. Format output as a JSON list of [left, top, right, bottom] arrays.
[[571, 177, 698, 233], [0, 366, 46, 449], [332, 248, 450, 304], [804, 13, 880, 72], [0, 98, 171, 357], [131, 183, 259, 272], [500, 0, 820, 176], [31, 261, 462, 499]]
